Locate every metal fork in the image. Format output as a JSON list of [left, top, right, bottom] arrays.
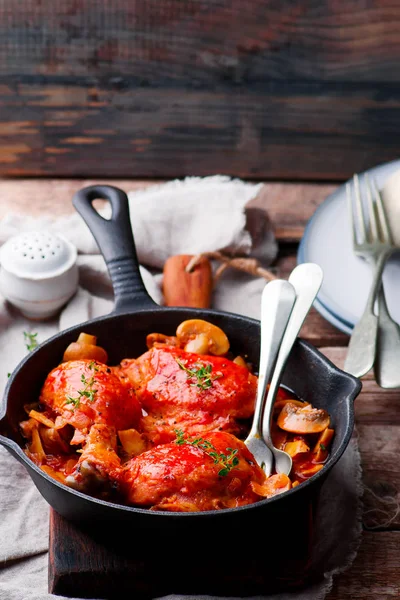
[[344, 173, 398, 383]]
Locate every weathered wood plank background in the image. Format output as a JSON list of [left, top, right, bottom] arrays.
[[0, 1, 400, 178]]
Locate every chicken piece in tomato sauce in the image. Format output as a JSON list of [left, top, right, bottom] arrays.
[[121, 431, 290, 511], [40, 360, 141, 438], [39, 359, 142, 492], [65, 423, 121, 493], [116, 346, 258, 445]]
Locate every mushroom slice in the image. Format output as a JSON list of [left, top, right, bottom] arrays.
[[251, 473, 292, 498], [313, 428, 335, 463], [232, 355, 253, 371], [63, 332, 108, 363], [184, 333, 210, 354], [176, 319, 230, 356], [277, 402, 330, 434], [146, 333, 178, 349], [284, 438, 310, 458], [273, 398, 309, 416], [295, 463, 324, 478]]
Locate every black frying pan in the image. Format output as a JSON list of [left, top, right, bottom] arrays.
[[0, 185, 361, 531]]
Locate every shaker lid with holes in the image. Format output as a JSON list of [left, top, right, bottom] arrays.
[[0, 231, 77, 280]]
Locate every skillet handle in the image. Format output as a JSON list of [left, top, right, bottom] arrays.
[[73, 185, 158, 313]]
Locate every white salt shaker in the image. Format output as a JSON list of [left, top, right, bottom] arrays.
[[0, 231, 79, 320]]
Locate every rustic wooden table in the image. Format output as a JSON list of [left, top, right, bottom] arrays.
[[2, 178, 399, 599]]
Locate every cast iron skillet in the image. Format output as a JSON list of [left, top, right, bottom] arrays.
[[0, 185, 361, 530]]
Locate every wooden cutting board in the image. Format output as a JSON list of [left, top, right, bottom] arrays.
[[49, 499, 316, 599]]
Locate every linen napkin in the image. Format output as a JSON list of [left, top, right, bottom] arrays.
[[0, 176, 363, 600]]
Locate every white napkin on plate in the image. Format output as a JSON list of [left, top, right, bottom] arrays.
[[0, 176, 362, 600]]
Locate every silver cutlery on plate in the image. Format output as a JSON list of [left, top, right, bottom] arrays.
[[344, 173, 400, 386]]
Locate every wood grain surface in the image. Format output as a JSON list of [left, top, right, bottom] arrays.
[[2, 178, 399, 598], [0, 2, 400, 178], [49, 502, 315, 598]]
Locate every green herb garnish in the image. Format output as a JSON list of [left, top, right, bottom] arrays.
[[65, 361, 99, 408], [175, 358, 222, 391], [23, 331, 38, 352], [174, 429, 239, 476], [88, 360, 99, 372], [320, 443, 326, 451], [65, 395, 81, 407]]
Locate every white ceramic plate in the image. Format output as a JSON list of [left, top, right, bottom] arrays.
[[298, 158, 400, 333], [312, 297, 352, 336]]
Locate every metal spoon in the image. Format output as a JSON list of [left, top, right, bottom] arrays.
[[244, 278, 297, 472], [261, 262, 324, 477]]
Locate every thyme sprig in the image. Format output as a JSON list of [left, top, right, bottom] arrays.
[[65, 361, 99, 408], [175, 358, 222, 391], [174, 429, 239, 477], [23, 331, 38, 352]]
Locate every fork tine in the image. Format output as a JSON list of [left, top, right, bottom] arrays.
[[364, 173, 379, 242], [353, 173, 367, 244], [370, 175, 393, 244]]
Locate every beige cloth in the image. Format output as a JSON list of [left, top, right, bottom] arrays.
[[0, 176, 362, 600]]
